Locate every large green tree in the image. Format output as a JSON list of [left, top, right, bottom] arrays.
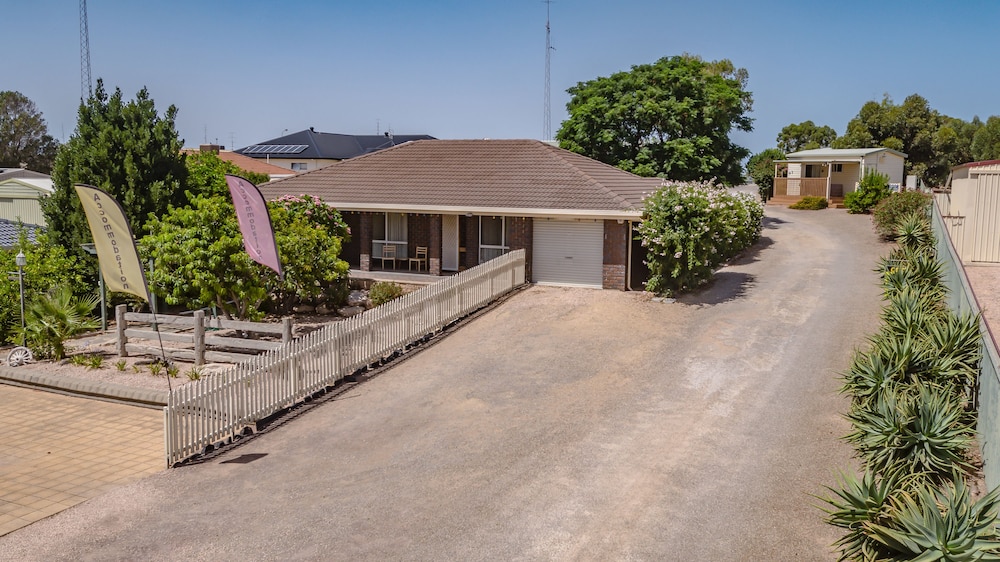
[[0, 91, 60, 173], [831, 94, 969, 186], [971, 116, 1000, 162], [776, 120, 836, 153], [556, 54, 753, 185], [42, 80, 188, 253], [745, 148, 785, 201]]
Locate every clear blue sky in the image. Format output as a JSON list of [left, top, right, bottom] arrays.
[[7, 1, 998, 158]]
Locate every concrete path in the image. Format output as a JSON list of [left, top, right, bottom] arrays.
[[0, 385, 163, 536], [0, 206, 890, 561]]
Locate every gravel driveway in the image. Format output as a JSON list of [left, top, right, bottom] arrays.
[[0, 206, 890, 561]]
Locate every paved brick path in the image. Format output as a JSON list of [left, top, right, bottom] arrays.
[[0, 385, 163, 536]]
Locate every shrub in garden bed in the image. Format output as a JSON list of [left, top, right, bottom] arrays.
[[636, 181, 763, 295], [789, 196, 828, 210], [872, 190, 932, 240], [844, 169, 891, 214]]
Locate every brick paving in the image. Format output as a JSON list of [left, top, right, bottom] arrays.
[[0, 385, 163, 536]]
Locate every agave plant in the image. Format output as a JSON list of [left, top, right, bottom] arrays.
[[895, 211, 935, 253], [923, 312, 983, 393], [866, 475, 1000, 560], [819, 469, 914, 561], [881, 285, 947, 340], [843, 349, 901, 407], [20, 286, 99, 360], [847, 386, 974, 478]]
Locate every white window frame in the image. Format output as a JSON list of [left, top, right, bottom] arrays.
[[373, 212, 408, 259], [290, 162, 308, 171], [479, 216, 509, 262]]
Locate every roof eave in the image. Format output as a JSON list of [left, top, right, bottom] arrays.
[[317, 202, 642, 220]]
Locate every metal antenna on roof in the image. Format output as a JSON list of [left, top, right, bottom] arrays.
[[543, 0, 554, 141]]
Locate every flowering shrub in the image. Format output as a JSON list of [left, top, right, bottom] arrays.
[[637, 182, 763, 295], [272, 194, 351, 239]]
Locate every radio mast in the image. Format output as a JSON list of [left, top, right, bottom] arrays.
[[543, 0, 553, 140], [80, 0, 93, 99]]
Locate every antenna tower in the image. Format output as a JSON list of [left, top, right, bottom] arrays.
[[543, 0, 553, 140], [80, 0, 93, 99]]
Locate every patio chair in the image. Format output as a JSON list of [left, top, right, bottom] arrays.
[[377, 244, 397, 269], [408, 246, 428, 271]]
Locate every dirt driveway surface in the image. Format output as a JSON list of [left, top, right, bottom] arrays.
[[0, 206, 890, 561]]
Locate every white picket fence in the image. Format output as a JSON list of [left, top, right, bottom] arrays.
[[164, 249, 526, 466]]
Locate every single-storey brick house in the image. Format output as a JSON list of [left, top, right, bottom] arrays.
[[261, 139, 662, 290]]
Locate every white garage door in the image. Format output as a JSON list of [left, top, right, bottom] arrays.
[[532, 219, 604, 288]]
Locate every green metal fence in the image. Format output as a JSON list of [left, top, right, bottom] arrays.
[[932, 201, 1000, 489]]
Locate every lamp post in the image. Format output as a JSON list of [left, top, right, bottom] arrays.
[[15, 251, 26, 344]]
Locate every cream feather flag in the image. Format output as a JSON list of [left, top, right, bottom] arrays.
[[74, 184, 151, 302]]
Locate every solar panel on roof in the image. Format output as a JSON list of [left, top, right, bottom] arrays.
[[243, 144, 309, 155]]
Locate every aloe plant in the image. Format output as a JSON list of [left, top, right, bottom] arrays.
[[843, 349, 900, 406], [847, 386, 974, 477], [820, 469, 913, 561], [895, 211, 935, 253], [866, 476, 1000, 560]]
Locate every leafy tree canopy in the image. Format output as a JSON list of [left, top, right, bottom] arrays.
[[43, 79, 188, 253], [185, 150, 269, 199], [142, 191, 350, 321], [776, 120, 836, 153], [556, 54, 753, 185], [0, 91, 60, 173], [830, 93, 978, 186], [971, 116, 1000, 162], [745, 148, 785, 201]]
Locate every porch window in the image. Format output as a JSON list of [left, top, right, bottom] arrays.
[[373, 212, 408, 260], [479, 216, 509, 262], [833, 163, 843, 172]]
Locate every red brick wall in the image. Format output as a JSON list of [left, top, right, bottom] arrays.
[[358, 212, 373, 271], [603, 220, 628, 290], [508, 217, 532, 282]]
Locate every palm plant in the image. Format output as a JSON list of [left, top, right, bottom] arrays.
[[866, 476, 1000, 560], [21, 286, 99, 360]]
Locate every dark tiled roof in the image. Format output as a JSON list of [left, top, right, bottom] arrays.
[[261, 139, 660, 213], [235, 129, 436, 160], [0, 219, 42, 249]]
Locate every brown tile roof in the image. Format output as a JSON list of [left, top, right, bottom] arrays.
[[217, 151, 295, 177], [261, 139, 660, 216], [182, 149, 294, 178]]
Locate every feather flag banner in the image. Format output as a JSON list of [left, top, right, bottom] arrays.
[[225, 174, 284, 280], [74, 184, 151, 302]]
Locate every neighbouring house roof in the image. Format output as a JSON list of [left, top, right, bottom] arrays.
[[261, 139, 662, 218], [951, 159, 1000, 172], [782, 147, 908, 161], [235, 129, 437, 161], [0, 177, 54, 195], [0, 218, 42, 249], [182, 148, 295, 180], [0, 168, 50, 182]]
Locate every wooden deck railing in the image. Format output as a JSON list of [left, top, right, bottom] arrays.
[[163, 249, 527, 467], [773, 178, 828, 198]]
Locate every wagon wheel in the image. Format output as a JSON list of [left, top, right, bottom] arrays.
[[6, 346, 33, 367]]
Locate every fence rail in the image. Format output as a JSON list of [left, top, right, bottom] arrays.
[[931, 202, 1000, 489], [773, 177, 828, 198], [164, 249, 527, 466]]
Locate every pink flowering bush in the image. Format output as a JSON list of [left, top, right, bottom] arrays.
[[273, 194, 351, 239], [637, 181, 763, 295]]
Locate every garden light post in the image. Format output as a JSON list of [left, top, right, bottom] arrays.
[[15, 251, 26, 344]]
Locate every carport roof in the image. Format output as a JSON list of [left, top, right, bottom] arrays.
[[261, 139, 661, 217]]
